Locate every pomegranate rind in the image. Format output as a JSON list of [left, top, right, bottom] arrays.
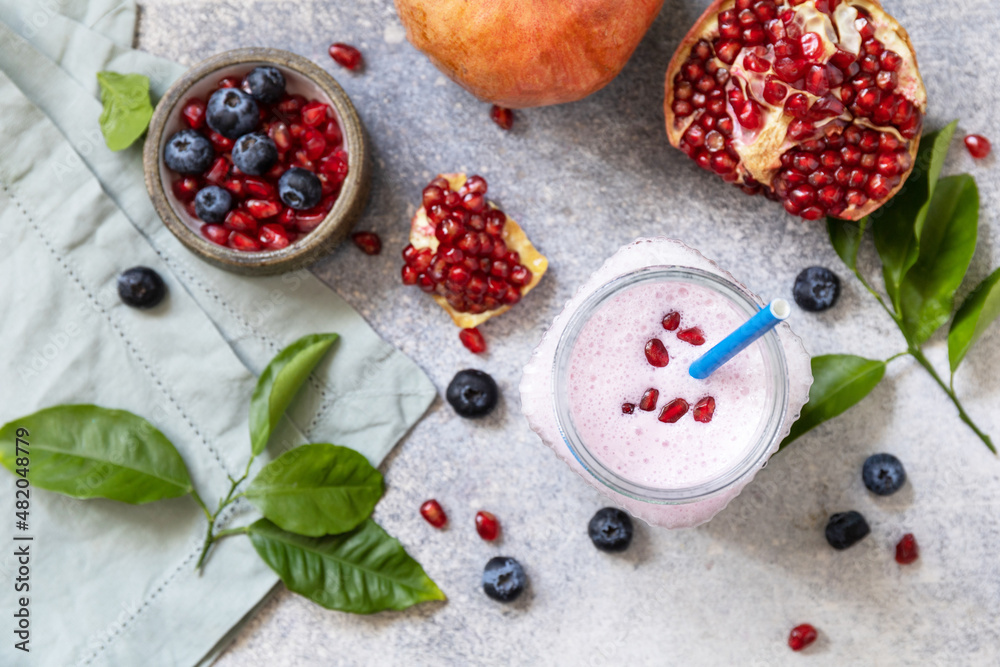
[[663, 0, 926, 221], [410, 173, 548, 328], [394, 0, 665, 109]]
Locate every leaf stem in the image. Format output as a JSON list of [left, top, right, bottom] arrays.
[[195, 455, 256, 572], [885, 351, 908, 363], [908, 348, 996, 454]]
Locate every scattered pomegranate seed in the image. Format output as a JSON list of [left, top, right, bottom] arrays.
[[692, 396, 716, 423], [329, 43, 363, 70], [662, 311, 681, 331], [420, 499, 447, 528], [181, 98, 206, 129], [964, 134, 992, 159], [788, 624, 818, 651], [895, 533, 919, 564], [475, 511, 500, 541], [621, 402, 635, 414], [658, 398, 689, 424], [490, 105, 514, 130], [638, 388, 659, 412], [351, 231, 382, 255], [644, 339, 670, 367], [677, 327, 706, 346], [459, 327, 487, 354]]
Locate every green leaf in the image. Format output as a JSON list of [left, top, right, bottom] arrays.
[[245, 444, 383, 537], [827, 216, 868, 273], [97, 71, 154, 151], [949, 267, 1000, 373], [872, 121, 958, 311], [898, 175, 979, 345], [780, 355, 886, 449], [247, 518, 446, 614], [250, 333, 339, 456], [0, 405, 192, 503]]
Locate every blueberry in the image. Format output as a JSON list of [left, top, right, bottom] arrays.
[[194, 186, 233, 223], [862, 453, 907, 496], [163, 129, 214, 175], [232, 132, 278, 176], [588, 507, 633, 553], [482, 557, 526, 603], [278, 167, 323, 210], [445, 369, 498, 418], [793, 266, 841, 312], [205, 88, 259, 139], [118, 267, 166, 309], [241, 66, 286, 104], [825, 511, 870, 550]]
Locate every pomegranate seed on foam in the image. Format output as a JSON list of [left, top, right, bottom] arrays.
[[639, 388, 659, 412], [677, 327, 706, 346], [475, 511, 500, 541], [329, 43, 363, 70], [459, 327, 487, 354], [420, 499, 447, 528], [658, 398, 690, 424], [351, 231, 382, 255], [895, 533, 919, 564], [490, 105, 514, 130], [644, 338, 670, 367], [964, 134, 992, 159], [693, 396, 716, 423], [665, 0, 926, 222], [788, 623, 818, 651]]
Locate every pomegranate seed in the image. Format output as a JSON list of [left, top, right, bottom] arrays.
[[172, 177, 200, 202], [351, 231, 381, 255], [259, 223, 292, 250], [401, 264, 419, 285], [622, 402, 636, 414], [638, 388, 659, 412], [181, 98, 206, 129], [693, 396, 716, 423], [205, 156, 230, 184], [459, 327, 487, 354], [743, 51, 770, 73], [420, 499, 447, 528], [301, 101, 329, 126], [225, 209, 257, 234], [774, 57, 805, 83], [658, 398, 689, 424], [799, 32, 823, 60], [715, 40, 742, 64], [677, 327, 706, 346], [895, 533, 919, 564], [737, 100, 762, 130], [662, 311, 681, 331], [763, 78, 788, 105], [644, 339, 670, 367], [509, 264, 532, 286], [788, 624, 818, 651], [490, 105, 514, 130], [246, 199, 281, 219], [201, 224, 229, 245], [217, 76, 240, 88], [965, 134, 992, 159], [329, 43, 363, 70], [228, 231, 261, 252], [475, 511, 500, 541]]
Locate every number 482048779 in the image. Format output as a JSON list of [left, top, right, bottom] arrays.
[[14, 427, 29, 529]]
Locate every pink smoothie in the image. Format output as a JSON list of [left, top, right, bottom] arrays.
[[566, 279, 768, 489]]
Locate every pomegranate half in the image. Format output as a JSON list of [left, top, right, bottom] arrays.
[[394, 0, 665, 108], [664, 0, 926, 221]]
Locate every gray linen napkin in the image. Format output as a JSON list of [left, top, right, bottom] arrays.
[[0, 2, 436, 665]]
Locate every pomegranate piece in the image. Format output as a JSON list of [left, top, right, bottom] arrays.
[[329, 43, 363, 70], [490, 105, 514, 130], [661, 310, 681, 331], [475, 511, 500, 541], [259, 223, 292, 250], [404, 173, 547, 329], [228, 231, 261, 252], [692, 396, 716, 423], [964, 134, 992, 159], [201, 223, 229, 245], [351, 231, 382, 255], [664, 0, 926, 221], [895, 533, 919, 564], [644, 338, 670, 367], [181, 98, 207, 129], [788, 624, 818, 651], [621, 402, 636, 414], [677, 327, 706, 346], [658, 398, 689, 424], [459, 327, 488, 354], [638, 388, 659, 412], [420, 499, 447, 528]]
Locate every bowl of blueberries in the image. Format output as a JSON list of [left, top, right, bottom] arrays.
[[144, 47, 370, 275]]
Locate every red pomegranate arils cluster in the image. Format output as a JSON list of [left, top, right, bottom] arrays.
[[666, 0, 925, 221], [401, 176, 533, 315]]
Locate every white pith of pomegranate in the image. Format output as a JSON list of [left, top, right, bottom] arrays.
[[404, 174, 548, 328], [664, 0, 926, 221]]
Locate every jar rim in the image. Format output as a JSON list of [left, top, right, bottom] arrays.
[[551, 266, 790, 504]]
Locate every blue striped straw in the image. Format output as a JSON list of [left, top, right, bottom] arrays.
[[689, 299, 790, 380]]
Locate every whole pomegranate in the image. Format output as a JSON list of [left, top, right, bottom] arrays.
[[664, 0, 926, 221], [394, 0, 665, 108]]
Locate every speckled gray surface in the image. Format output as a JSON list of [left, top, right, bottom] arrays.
[[136, 1, 1000, 664]]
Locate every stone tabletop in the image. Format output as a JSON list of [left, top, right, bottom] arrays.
[[137, 1, 1000, 664]]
